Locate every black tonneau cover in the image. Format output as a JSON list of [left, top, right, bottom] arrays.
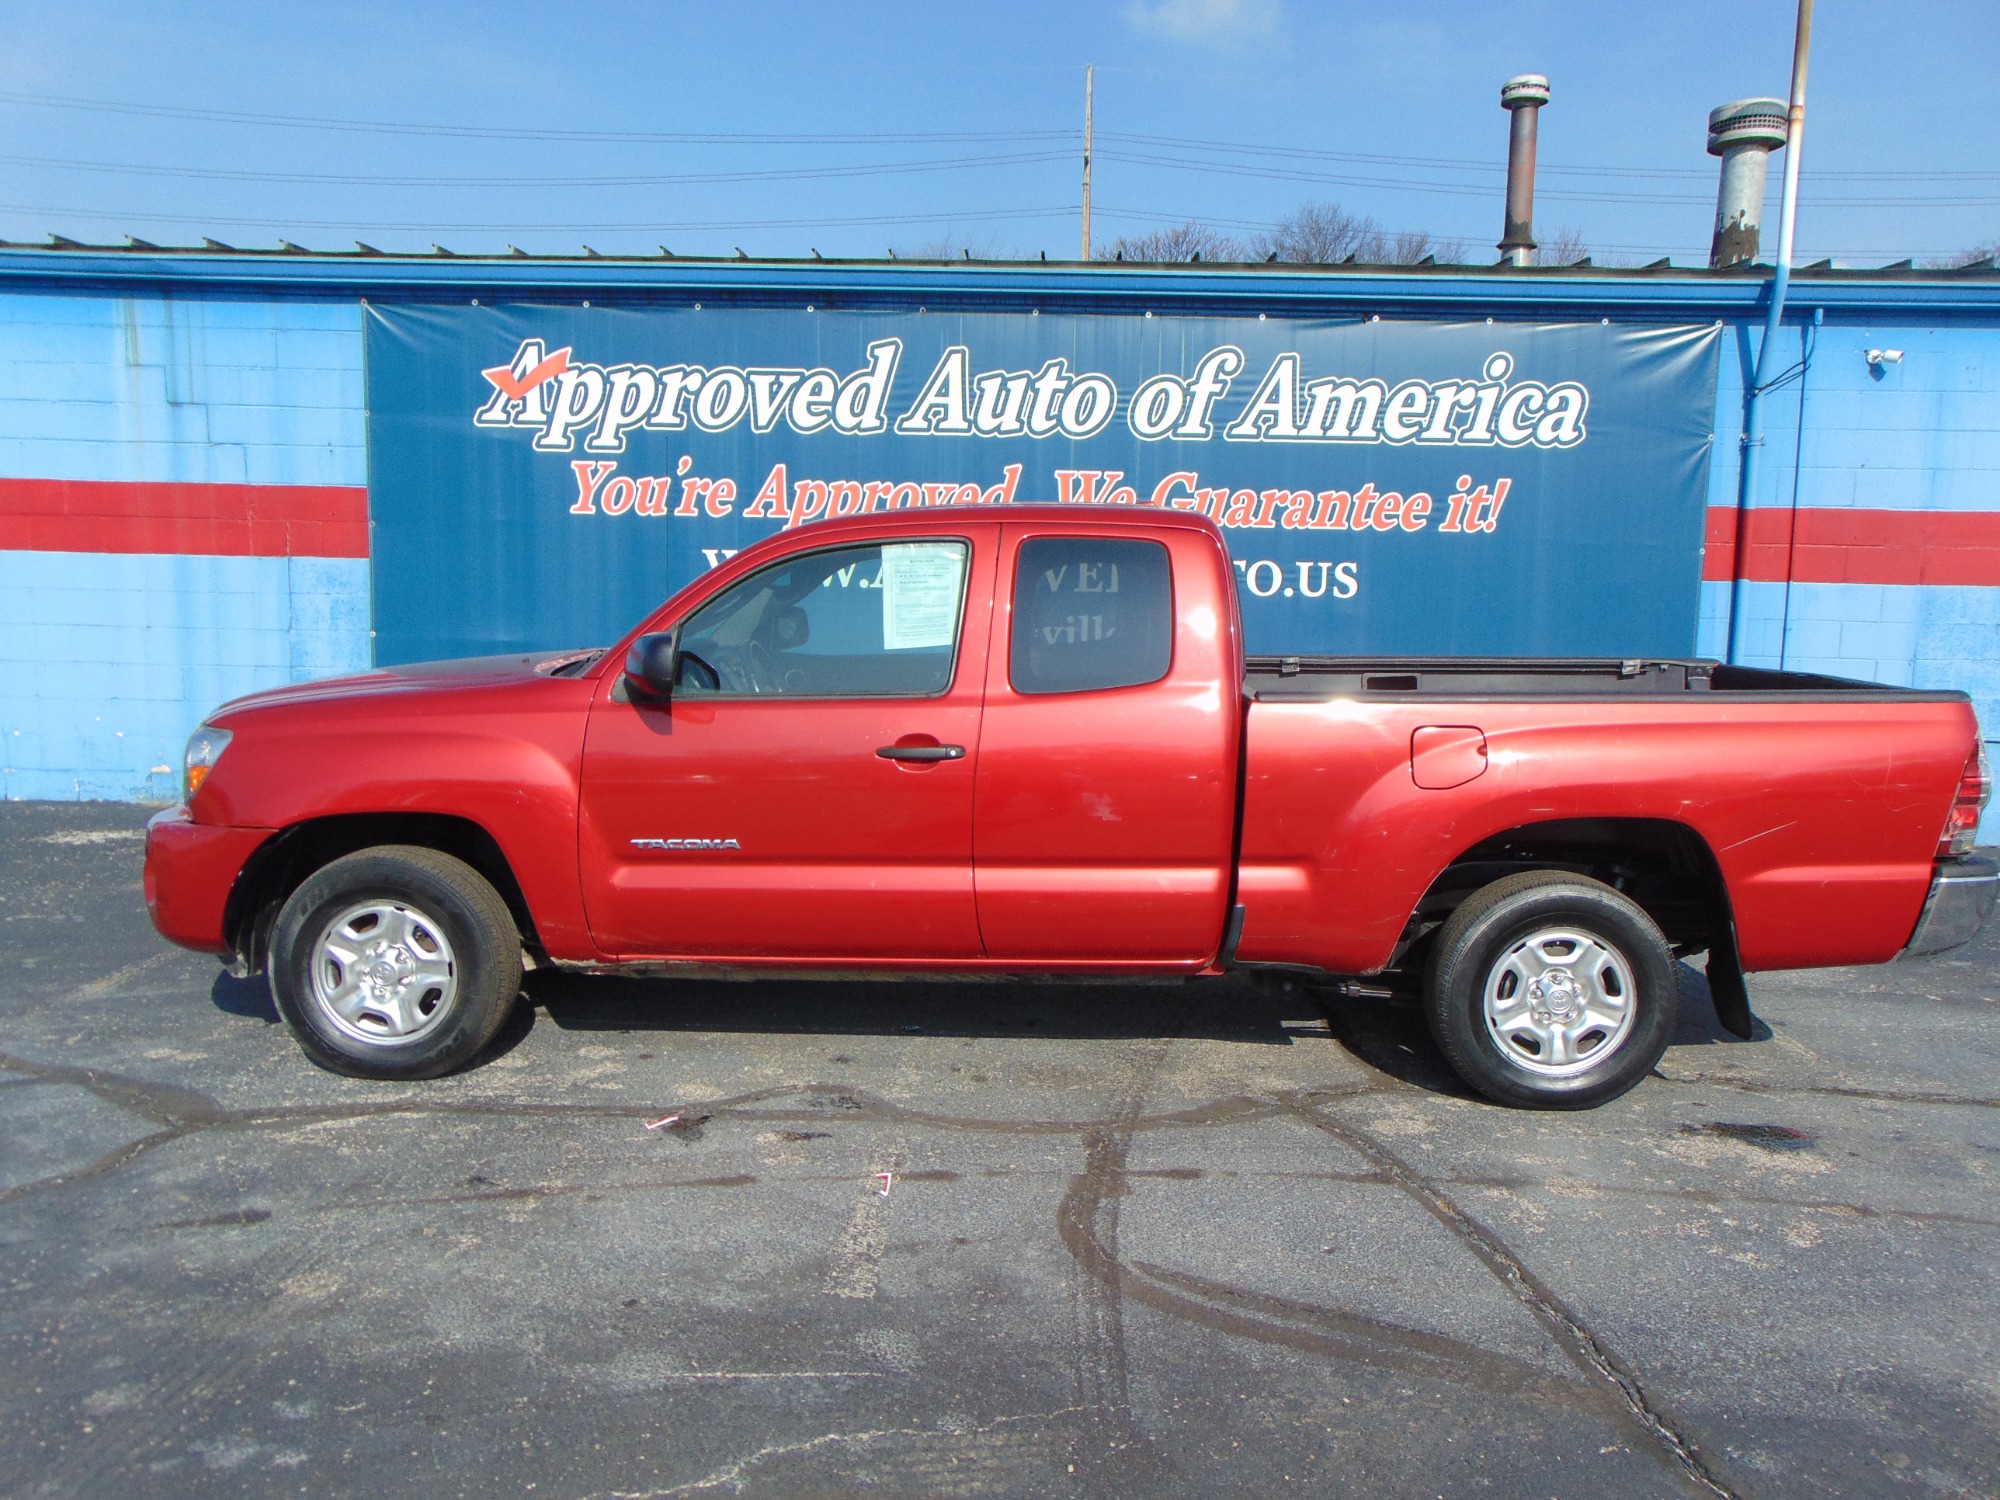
[[1244, 656, 1966, 701]]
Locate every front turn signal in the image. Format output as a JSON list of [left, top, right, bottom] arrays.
[[183, 725, 233, 804]]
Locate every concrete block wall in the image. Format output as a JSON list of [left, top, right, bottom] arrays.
[[0, 291, 370, 800], [1697, 318, 2000, 833]]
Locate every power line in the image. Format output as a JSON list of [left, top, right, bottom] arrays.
[[1103, 130, 2000, 184], [0, 88, 1073, 148], [1097, 150, 2000, 208], [14, 139, 1984, 208], [11, 87, 1989, 187], [1103, 131, 1692, 179], [0, 148, 1072, 190], [0, 195, 1964, 263], [1093, 206, 1971, 263], [0, 201, 1080, 236]]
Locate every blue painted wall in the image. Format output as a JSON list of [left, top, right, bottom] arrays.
[[0, 291, 365, 485], [0, 291, 370, 800], [1697, 320, 2000, 740]]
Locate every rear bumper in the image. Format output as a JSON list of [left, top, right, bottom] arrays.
[[143, 807, 274, 957], [1901, 855, 2000, 959]]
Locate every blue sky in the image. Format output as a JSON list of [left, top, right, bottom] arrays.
[[1, 0, 1994, 265]]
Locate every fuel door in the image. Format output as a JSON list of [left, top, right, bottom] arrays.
[[1411, 725, 1488, 790]]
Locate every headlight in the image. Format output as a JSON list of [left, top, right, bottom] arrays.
[[183, 725, 233, 803]]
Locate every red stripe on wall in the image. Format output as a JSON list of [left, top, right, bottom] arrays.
[[1703, 506, 2000, 587], [0, 477, 369, 558]]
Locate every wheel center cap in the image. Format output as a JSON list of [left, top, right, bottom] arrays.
[[360, 945, 413, 997], [1529, 969, 1583, 1022]]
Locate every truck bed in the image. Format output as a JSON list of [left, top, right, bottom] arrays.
[[1235, 658, 1978, 976], [1244, 656, 1970, 702]]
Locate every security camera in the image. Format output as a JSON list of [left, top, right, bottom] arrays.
[[1865, 348, 1904, 366]]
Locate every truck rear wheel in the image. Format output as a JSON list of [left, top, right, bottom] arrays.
[[269, 846, 521, 1080], [1424, 871, 1677, 1109]]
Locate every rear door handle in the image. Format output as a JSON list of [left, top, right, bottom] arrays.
[[876, 743, 966, 762]]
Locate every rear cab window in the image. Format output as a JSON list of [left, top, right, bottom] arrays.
[[1009, 537, 1173, 695]]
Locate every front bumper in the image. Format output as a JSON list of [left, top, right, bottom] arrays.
[[1901, 854, 2000, 959], [144, 807, 274, 956]]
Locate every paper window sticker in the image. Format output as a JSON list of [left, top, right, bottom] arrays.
[[880, 542, 966, 651]]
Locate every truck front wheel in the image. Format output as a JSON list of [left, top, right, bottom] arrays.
[[268, 846, 522, 1080], [1424, 871, 1678, 1109]]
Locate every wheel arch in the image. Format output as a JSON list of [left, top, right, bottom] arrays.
[[1396, 816, 1735, 974], [222, 812, 538, 976]]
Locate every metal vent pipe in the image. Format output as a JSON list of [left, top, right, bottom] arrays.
[[1707, 99, 1789, 268], [1726, 0, 1814, 667], [1498, 74, 1550, 266]]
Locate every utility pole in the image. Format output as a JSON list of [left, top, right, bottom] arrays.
[[1080, 65, 1094, 262]]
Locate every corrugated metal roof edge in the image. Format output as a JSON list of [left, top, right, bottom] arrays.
[[1, 245, 1996, 318]]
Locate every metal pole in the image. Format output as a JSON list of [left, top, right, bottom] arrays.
[[1727, 0, 1812, 663], [1081, 65, 1094, 262]]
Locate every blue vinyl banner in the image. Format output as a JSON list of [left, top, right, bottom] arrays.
[[363, 303, 1719, 665]]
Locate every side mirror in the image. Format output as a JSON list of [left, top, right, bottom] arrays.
[[623, 631, 678, 701]]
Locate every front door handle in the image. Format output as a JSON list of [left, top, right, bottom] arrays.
[[876, 743, 966, 763]]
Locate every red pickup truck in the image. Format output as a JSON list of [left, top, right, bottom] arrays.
[[145, 507, 1995, 1108]]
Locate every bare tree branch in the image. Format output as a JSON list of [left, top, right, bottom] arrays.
[[1094, 220, 1248, 263], [892, 231, 1015, 261], [1256, 201, 1466, 265], [1534, 226, 1590, 266], [1256, 201, 1375, 263], [1923, 240, 1999, 269]]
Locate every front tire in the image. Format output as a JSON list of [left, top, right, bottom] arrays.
[[1424, 871, 1678, 1109], [269, 846, 521, 1080]]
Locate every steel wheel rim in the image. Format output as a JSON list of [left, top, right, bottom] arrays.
[[1482, 925, 1638, 1078], [308, 898, 459, 1046]]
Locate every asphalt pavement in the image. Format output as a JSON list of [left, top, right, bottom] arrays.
[[1, 799, 1995, 1499]]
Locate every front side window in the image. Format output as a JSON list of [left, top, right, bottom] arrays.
[[676, 540, 969, 697], [1009, 537, 1173, 695]]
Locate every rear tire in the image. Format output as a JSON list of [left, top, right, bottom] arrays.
[[1424, 871, 1677, 1109], [270, 845, 521, 1080]]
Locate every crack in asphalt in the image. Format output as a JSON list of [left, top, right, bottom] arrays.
[[0, 1048, 1333, 1208], [1055, 1125, 1632, 1415], [0, 1049, 226, 1128], [593, 1404, 1095, 1498], [258, 1157, 2000, 1235], [1655, 1069, 2000, 1109], [1056, 1013, 1197, 1488], [1286, 1094, 1740, 1500], [1051, 1099, 1754, 1498]]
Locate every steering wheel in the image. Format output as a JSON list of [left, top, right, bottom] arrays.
[[706, 644, 755, 692], [746, 639, 779, 694]]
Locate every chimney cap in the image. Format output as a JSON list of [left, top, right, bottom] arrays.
[[1501, 74, 1550, 109], [1707, 98, 1789, 155]]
